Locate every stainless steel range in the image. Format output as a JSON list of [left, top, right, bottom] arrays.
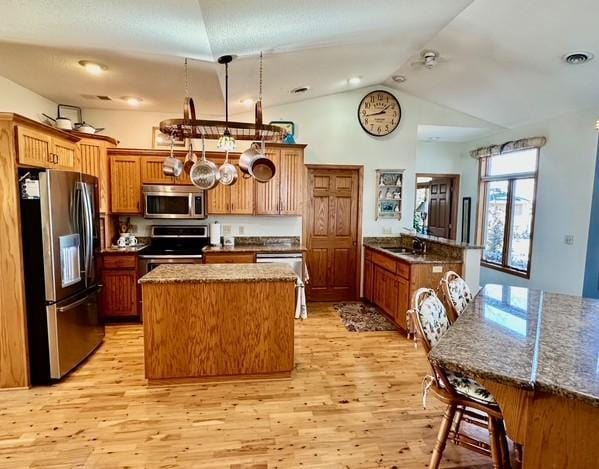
[[139, 225, 209, 273]]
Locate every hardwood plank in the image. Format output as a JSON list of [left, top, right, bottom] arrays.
[[0, 304, 491, 468]]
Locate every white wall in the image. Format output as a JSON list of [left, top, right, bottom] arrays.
[[0, 75, 56, 120], [85, 85, 494, 239], [463, 107, 599, 295]]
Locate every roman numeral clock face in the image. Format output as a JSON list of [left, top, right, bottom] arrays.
[[357, 90, 401, 137]]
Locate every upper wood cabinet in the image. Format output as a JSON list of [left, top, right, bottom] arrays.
[[141, 156, 175, 184], [16, 126, 78, 170], [206, 159, 255, 215], [110, 155, 141, 214], [78, 139, 115, 214], [255, 144, 305, 216]]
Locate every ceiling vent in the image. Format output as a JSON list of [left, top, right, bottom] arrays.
[[290, 86, 310, 95], [562, 51, 594, 65]]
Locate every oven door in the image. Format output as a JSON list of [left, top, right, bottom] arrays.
[[144, 192, 193, 219]]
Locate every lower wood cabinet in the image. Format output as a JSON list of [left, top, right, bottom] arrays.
[[100, 253, 140, 320], [364, 247, 461, 332], [203, 252, 256, 264]]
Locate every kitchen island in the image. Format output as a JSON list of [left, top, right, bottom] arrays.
[[139, 263, 297, 384], [430, 284, 599, 468]]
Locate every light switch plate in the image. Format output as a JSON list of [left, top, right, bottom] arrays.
[[238, 225, 245, 235], [382, 227, 392, 234], [432, 266, 443, 273]]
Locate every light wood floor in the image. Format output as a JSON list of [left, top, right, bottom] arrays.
[[0, 304, 491, 468]]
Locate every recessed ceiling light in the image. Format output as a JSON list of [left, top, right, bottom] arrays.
[[240, 98, 255, 107], [290, 86, 310, 95], [562, 51, 594, 65], [392, 75, 406, 83], [348, 76, 361, 85], [122, 96, 142, 106], [78, 60, 108, 75]]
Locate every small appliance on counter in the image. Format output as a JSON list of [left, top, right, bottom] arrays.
[[223, 235, 235, 247]]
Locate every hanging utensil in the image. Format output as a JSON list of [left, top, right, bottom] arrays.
[[183, 142, 197, 174], [163, 137, 183, 177], [190, 135, 220, 190], [218, 151, 238, 186], [239, 140, 276, 183]]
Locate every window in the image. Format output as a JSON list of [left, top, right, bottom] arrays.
[[477, 148, 538, 278]]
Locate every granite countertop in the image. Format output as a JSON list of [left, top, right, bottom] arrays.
[[139, 263, 298, 284], [101, 244, 148, 254], [203, 244, 306, 254], [429, 284, 599, 406], [364, 242, 462, 265]]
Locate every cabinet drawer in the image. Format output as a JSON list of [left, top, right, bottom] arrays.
[[203, 252, 256, 264], [371, 251, 397, 273], [364, 248, 372, 261], [103, 254, 137, 269], [396, 260, 410, 279]]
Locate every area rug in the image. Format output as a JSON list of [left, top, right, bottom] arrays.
[[333, 302, 398, 332]]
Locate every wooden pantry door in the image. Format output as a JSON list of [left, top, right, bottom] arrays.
[[305, 166, 362, 301]]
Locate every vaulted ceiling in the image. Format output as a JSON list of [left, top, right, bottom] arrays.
[[0, 0, 597, 132]]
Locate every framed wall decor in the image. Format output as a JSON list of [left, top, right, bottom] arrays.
[[269, 121, 295, 137], [152, 126, 186, 150], [461, 197, 472, 243]]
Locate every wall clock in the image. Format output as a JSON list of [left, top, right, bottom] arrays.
[[357, 90, 401, 137]]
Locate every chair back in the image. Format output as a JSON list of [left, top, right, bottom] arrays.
[[409, 288, 451, 353], [440, 271, 473, 323]]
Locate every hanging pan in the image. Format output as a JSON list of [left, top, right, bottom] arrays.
[[190, 135, 220, 190]]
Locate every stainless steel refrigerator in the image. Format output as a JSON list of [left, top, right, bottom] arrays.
[[19, 168, 104, 384]]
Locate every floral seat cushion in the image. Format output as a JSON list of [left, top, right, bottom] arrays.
[[417, 294, 450, 347], [448, 277, 473, 316], [446, 371, 496, 405]]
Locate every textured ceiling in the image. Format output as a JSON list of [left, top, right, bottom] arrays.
[[0, 0, 597, 128]]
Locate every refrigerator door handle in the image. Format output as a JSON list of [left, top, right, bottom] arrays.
[[80, 183, 93, 286]]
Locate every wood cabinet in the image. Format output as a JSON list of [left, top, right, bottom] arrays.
[[206, 161, 255, 215], [110, 155, 141, 213], [255, 144, 305, 215], [16, 125, 78, 170], [364, 246, 462, 332], [141, 156, 175, 184], [100, 253, 139, 320], [78, 137, 116, 214], [203, 252, 256, 264]]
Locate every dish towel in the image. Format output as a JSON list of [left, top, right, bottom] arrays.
[[295, 279, 308, 320]]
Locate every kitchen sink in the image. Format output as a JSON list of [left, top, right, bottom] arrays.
[[383, 247, 418, 255]]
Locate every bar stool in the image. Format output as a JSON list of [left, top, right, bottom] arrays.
[[440, 271, 473, 324], [409, 288, 511, 469]]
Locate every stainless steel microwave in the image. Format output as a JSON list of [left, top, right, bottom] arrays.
[[142, 185, 205, 219]]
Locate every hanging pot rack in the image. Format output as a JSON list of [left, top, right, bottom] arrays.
[[159, 55, 287, 142]]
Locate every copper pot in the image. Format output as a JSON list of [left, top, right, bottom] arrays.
[[239, 142, 276, 183]]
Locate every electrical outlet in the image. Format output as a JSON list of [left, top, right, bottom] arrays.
[[238, 225, 245, 235], [222, 225, 231, 236], [382, 227, 392, 235], [565, 235, 574, 245]]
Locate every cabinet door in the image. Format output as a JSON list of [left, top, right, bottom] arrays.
[[52, 137, 77, 170], [384, 271, 399, 318], [255, 148, 281, 214], [396, 276, 410, 330], [173, 157, 193, 185], [207, 182, 229, 214], [373, 266, 385, 308], [110, 156, 141, 213], [79, 141, 101, 177], [279, 147, 304, 215], [16, 126, 53, 168], [230, 171, 254, 214], [98, 144, 113, 214], [364, 259, 373, 301], [141, 157, 175, 184], [101, 269, 137, 317]]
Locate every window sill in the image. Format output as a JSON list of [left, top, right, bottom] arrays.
[[480, 261, 530, 279]]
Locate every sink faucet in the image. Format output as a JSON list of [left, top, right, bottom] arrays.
[[412, 238, 426, 254]]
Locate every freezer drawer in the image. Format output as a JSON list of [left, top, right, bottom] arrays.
[[47, 286, 105, 379]]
